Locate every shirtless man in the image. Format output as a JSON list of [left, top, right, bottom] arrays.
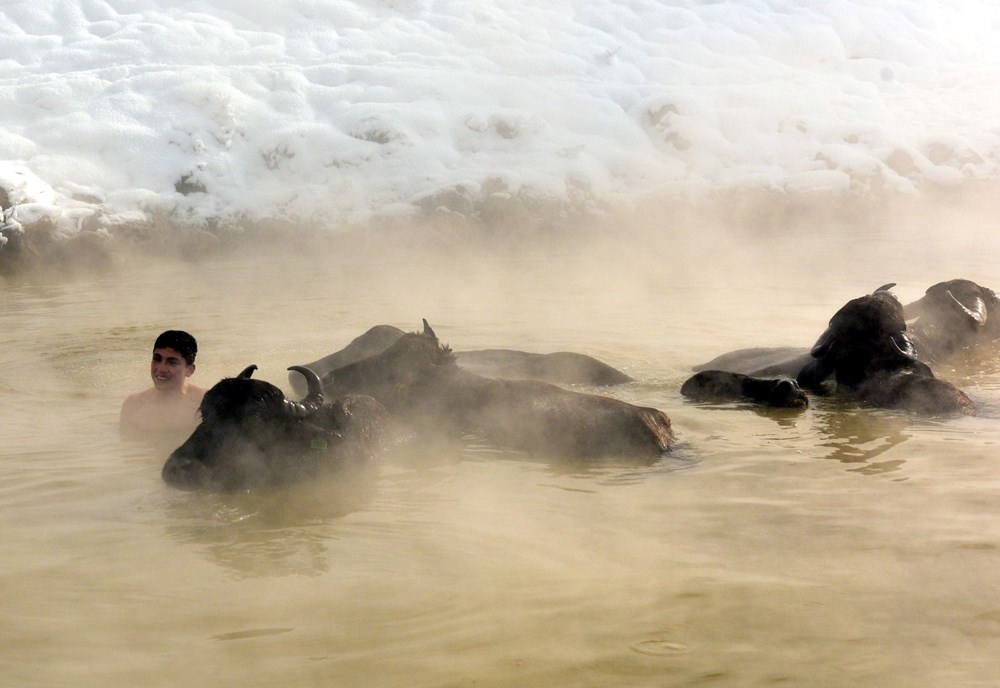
[[120, 330, 207, 441]]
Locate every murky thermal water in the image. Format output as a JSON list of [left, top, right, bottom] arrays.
[[2, 206, 1000, 687]]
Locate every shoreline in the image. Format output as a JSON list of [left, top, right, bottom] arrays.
[[2, 179, 998, 281]]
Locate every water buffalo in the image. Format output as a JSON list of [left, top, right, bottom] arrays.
[[681, 370, 808, 408], [797, 285, 974, 414], [686, 285, 975, 415], [317, 320, 673, 459], [903, 279, 1000, 363], [162, 365, 389, 491], [694, 279, 1000, 376], [290, 325, 631, 395]]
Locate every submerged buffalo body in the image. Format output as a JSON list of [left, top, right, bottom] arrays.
[[163, 365, 388, 491], [318, 321, 673, 459], [454, 349, 632, 385], [290, 325, 631, 395], [692, 346, 813, 379], [297, 325, 408, 381]]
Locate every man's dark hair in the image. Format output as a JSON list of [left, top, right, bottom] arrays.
[[154, 330, 198, 365]]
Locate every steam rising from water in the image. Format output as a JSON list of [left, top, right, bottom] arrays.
[[3, 5, 1000, 685]]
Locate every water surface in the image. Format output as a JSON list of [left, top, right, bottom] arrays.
[[2, 215, 999, 687]]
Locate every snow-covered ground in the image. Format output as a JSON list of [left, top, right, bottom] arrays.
[[2, 0, 999, 239]]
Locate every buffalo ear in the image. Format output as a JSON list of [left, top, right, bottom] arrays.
[[890, 334, 917, 359], [422, 318, 437, 339], [810, 328, 836, 358], [238, 365, 258, 379]]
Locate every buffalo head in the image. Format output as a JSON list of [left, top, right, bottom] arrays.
[[163, 365, 386, 491], [800, 284, 923, 389], [319, 319, 455, 411], [799, 284, 974, 415], [903, 279, 1000, 363]]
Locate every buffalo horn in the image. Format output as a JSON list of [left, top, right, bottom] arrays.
[[873, 283, 897, 294], [282, 365, 324, 418], [422, 318, 436, 339], [947, 290, 987, 326], [238, 364, 258, 379]]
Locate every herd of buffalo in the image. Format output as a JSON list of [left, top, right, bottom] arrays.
[[161, 278, 999, 491]]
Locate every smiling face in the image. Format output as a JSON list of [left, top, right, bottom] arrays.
[[150, 346, 195, 393]]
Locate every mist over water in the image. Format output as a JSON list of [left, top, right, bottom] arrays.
[[3, 2, 1000, 686], [5, 212, 1000, 687]]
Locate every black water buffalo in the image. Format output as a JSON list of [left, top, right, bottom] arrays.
[[162, 365, 389, 491], [799, 284, 974, 414], [694, 279, 1000, 376], [315, 320, 673, 459], [686, 285, 975, 415], [681, 370, 809, 408], [904, 279, 1000, 363], [290, 324, 631, 395]]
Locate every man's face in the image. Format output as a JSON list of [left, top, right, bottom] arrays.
[[150, 346, 195, 392]]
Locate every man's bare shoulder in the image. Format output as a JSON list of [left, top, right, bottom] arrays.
[[123, 384, 205, 406], [184, 384, 207, 411], [121, 387, 158, 412]]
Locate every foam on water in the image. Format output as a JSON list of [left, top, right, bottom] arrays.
[[2, 0, 1000, 250]]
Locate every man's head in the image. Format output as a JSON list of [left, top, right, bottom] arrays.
[[151, 330, 198, 392], [154, 330, 197, 365]]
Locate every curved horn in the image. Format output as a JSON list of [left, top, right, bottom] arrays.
[[238, 364, 258, 379], [422, 318, 437, 339], [947, 290, 987, 326], [872, 283, 901, 304], [282, 365, 324, 418]]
